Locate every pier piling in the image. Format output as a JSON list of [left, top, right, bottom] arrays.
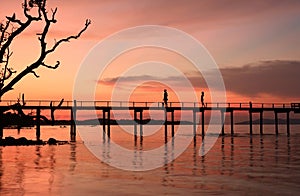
[[171, 110, 175, 137], [193, 109, 196, 137], [140, 110, 143, 137], [275, 111, 279, 135], [102, 110, 106, 132], [134, 110, 137, 139], [107, 109, 111, 137], [230, 111, 234, 135], [287, 112, 290, 136], [201, 110, 205, 136], [0, 112, 4, 139], [36, 108, 41, 140], [221, 110, 225, 136], [70, 100, 77, 141], [249, 102, 253, 135], [260, 111, 263, 135], [165, 109, 168, 139]]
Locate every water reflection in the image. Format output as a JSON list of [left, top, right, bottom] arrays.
[[275, 136, 279, 164], [259, 136, 264, 163], [162, 137, 174, 187], [48, 146, 56, 192], [34, 146, 41, 168], [221, 137, 225, 175], [0, 127, 299, 195], [249, 136, 254, 168], [192, 137, 197, 176], [133, 136, 143, 169], [69, 143, 77, 173], [194, 134, 295, 181], [287, 136, 291, 167], [15, 147, 25, 194], [230, 137, 234, 176]]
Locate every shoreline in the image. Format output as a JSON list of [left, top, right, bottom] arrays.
[[0, 136, 69, 146]]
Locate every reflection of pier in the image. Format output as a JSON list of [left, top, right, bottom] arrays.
[[0, 100, 299, 140]]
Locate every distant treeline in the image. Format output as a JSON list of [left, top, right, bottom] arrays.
[[2, 112, 300, 128]]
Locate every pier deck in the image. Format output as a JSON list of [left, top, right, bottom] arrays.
[[0, 100, 299, 140]]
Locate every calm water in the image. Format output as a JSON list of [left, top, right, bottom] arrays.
[[0, 125, 300, 195]]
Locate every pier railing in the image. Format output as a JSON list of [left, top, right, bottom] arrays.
[[0, 100, 295, 109]]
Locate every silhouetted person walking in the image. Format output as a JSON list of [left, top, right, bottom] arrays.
[[201, 91, 205, 107], [163, 89, 168, 107]]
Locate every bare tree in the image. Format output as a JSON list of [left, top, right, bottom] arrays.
[[0, 0, 91, 99]]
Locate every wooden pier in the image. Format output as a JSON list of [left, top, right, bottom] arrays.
[[0, 100, 299, 141]]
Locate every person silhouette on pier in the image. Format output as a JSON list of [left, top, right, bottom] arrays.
[[201, 91, 205, 107], [163, 89, 168, 107]]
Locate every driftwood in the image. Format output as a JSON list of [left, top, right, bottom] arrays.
[[0, 94, 50, 128]]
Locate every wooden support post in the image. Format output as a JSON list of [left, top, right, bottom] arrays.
[[171, 110, 175, 137], [134, 110, 137, 139], [193, 109, 196, 137], [275, 111, 279, 135], [230, 111, 234, 135], [221, 110, 225, 136], [0, 112, 3, 139], [102, 110, 106, 132], [249, 113, 253, 135], [249, 102, 253, 135], [260, 111, 263, 135], [165, 110, 168, 139], [107, 109, 111, 138], [286, 111, 290, 136], [70, 100, 77, 142], [140, 110, 143, 137], [70, 108, 74, 139], [201, 110, 205, 136], [36, 108, 41, 140]]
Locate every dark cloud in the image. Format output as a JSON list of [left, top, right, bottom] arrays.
[[221, 60, 300, 98], [99, 73, 207, 90], [99, 60, 300, 99], [100, 75, 159, 85]]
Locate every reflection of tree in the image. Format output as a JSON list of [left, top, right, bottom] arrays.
[[0, 0, 91, 98]]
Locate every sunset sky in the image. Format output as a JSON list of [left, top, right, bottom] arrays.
[[1, 0, 300, 103]]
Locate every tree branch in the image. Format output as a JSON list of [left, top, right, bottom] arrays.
[[50, 8, 58, 23], [0, 19, 32, 63], [0, 0, 91, 98], [0, 0, 43, 63], [46, 19, 91, 54], [23, 0, 43, 20], [6, 13, 24, 26], [1, 48, 14, 83], [41, 61, 60, 69], [30, 70, 40, 78], [0, 21, 11, 48]]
